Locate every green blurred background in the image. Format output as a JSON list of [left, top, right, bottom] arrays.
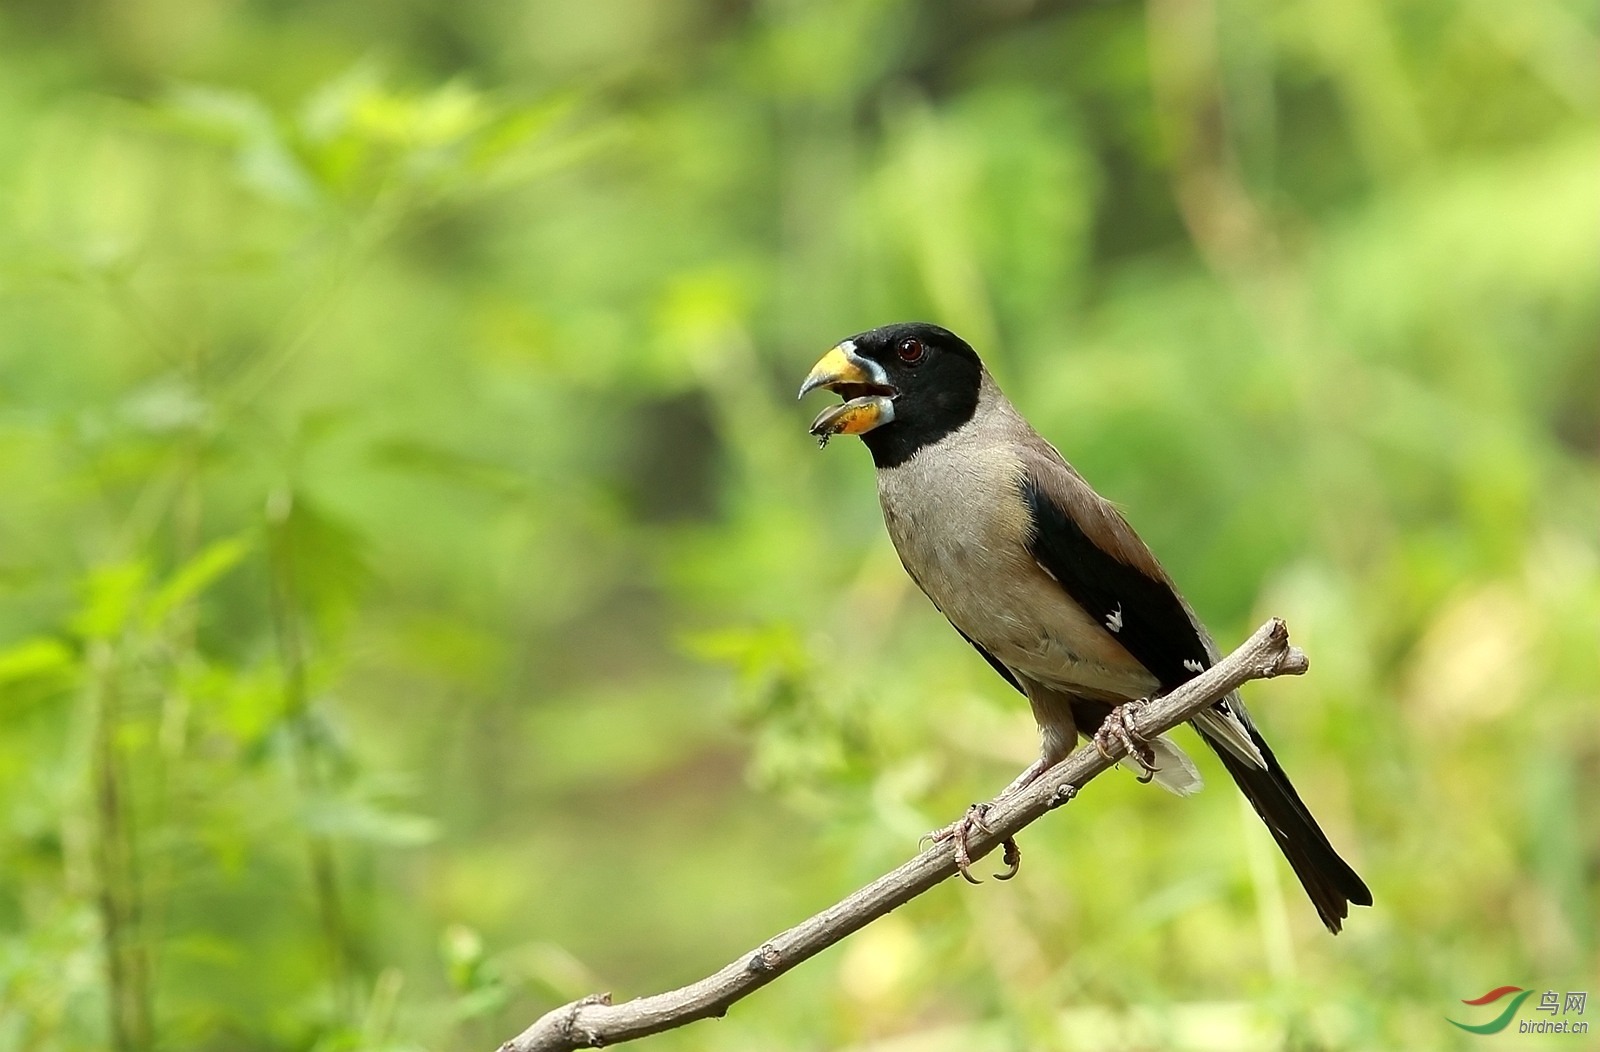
[[1, 0, 1596, 1049]]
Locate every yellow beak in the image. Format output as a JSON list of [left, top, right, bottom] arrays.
[[797, 343, 877, 400], [798, 341, 897, 444]]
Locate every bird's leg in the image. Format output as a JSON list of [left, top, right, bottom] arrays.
[[1092, 698, 1158, 780], [926, 757, 1049, 883], [1000, 756, 1051, 798]]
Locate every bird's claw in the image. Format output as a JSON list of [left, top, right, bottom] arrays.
[[929, 803, 1022, 883], [994, 835, 1022, 880], [1093, 698, 1158, 779]]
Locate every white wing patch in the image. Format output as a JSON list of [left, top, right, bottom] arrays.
[[1105, 603, 1123, 634], [1183, 658, 1205, 673]]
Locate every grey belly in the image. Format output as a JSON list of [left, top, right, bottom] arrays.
[[887, 520, 1158, 703]]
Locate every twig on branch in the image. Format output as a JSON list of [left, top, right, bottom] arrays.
[[497, 618, 1310, 1052]]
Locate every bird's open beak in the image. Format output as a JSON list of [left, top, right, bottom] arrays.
[[798, 342, 897, 443]]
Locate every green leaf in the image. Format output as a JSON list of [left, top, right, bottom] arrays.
[[304, 797, 438, 846], [73, 561, 149, 640], [0, 638, 75, 685], [143, 535, 252, 630], [163, 84, 319, 206]]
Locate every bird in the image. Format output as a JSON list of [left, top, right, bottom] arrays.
[[798, 321, 1372, 934]]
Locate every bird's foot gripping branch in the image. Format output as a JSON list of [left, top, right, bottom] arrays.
[[927, 802, 1023, 884], [1092, 699, 1159, 780], [496, 618, 1312, 1052]]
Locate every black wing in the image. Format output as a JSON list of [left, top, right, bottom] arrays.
[[1020, 475, 1208, 690], [1023, 468, 1373, 932]]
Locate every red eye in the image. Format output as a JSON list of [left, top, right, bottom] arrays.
[[897, 338, 925, 363]]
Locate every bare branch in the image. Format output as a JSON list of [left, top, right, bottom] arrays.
[[497, 618, 1309, 1052]]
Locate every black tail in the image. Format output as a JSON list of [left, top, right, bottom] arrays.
[[1198, 721, 1372, 934]]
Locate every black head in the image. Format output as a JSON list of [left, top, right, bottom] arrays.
[[798, 322, 984, 468]]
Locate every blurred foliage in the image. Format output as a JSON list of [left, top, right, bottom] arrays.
[[0, 0, 1596, 1049]]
